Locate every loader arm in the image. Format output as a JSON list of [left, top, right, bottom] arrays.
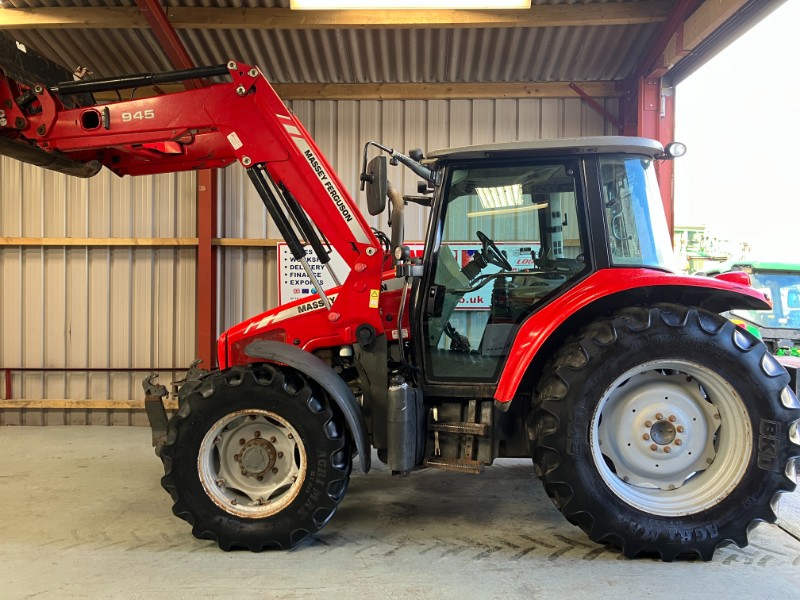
[[0, 60, 388, 348], [0, 61, 379, 270]]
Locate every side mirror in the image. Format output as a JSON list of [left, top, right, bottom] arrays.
[[363, 155, 387, 216]]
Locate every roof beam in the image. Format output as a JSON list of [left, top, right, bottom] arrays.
[[634, 0, 702, 79], [91, 81, 621, 102], [681, 0, 751, 51], [657, 0, 750, 75], [0, 2, 671, 30], [275, 81, 622, 100]]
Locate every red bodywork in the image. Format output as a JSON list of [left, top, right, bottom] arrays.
[[222, 270, 408, 368], [493, 268, 769, 401]]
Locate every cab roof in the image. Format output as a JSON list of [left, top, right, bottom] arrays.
[[427, 136, 664, 161]]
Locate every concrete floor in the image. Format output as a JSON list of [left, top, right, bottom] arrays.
[[1, 427, 799, 600]]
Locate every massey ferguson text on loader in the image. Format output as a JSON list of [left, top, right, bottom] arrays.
[[2, 55, 798, 561]]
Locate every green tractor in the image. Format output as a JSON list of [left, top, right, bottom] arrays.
[[715, 262, 800, 352], [706, 261, 800, 393]]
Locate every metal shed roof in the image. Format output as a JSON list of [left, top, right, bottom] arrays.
[[2, 0, 667, 84], [0, 1, 788, 98]]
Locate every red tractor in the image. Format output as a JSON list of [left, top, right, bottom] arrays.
[[2, 54, 798, 561]]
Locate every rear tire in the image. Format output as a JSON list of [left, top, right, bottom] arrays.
[[159, 364, 351, 551], [530, 305, 800, 560]]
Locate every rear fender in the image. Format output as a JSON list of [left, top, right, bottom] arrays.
[[494, 268, 771, 402], [244, 340, 371, 473]]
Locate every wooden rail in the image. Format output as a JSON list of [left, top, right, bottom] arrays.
[[0, 237, 281, 247], [0, 399, 179, 410]]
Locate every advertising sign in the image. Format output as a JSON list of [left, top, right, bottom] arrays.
[[278, 241, 540, 309]]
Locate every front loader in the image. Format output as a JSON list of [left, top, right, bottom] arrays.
[[2, 48, 798, 561]]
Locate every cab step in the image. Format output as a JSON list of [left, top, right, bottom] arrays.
[[423, 455, 484, 475], [428, 421, 489, 436]]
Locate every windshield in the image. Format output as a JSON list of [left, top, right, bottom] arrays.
[[599, 155, 677, 271], [732, 271, 800, 330]]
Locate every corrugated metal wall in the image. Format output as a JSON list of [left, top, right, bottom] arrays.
[[1, 95, 616, 424], [0, 158, 197, 424]]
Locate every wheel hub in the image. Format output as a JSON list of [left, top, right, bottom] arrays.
[[649, 420, 676, 445], [597, 370, 720, 490], [237, 438, 277, 477]]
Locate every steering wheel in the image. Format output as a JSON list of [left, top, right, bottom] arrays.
[[476, 230, 512, 271]]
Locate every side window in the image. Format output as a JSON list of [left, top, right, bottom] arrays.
[[600, 156, 675, 270], [424, 161, 589, 382]]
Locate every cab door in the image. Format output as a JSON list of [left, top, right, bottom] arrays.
[[418, 158, 592, 387]]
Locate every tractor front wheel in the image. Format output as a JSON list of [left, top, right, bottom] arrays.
[[530, 305, 799, 560], [159, 364, 351, 551]]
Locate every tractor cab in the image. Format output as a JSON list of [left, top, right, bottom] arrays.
[[376, 138, 679, 391]]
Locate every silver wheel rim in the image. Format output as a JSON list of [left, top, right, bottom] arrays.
[[198, 409, 306, 519], [591, 359, 752, 516]]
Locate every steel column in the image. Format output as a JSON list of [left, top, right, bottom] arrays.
[[134, 0, 218, 364], [196, 169, 218, 368], [622, 0, 701, 239], [619, 75, 677, 236]]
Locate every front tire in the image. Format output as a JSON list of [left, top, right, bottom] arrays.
[[530, 305, 800, 560], [159, 364, 352, 551]]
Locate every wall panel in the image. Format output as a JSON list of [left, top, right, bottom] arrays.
[[0, 157, 196, 425], [1, 96, 615, 424]]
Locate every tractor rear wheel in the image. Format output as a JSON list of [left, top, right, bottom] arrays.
[[530, 304, 800, 560], [159, 364, 351, 551]]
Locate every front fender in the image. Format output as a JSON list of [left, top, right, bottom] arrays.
[[494, 268, 770, 402], [244, 340, 371, 474]]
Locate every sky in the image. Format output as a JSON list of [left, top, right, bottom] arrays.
[[674, 0, 800, 260]]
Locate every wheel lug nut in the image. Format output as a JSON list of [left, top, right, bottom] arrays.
[[257, 475, 263, 481], [675, 439, 682, 446], [655, 413, 663, 420], [663, 446, 672, 453], [239, 438, 246, 445], [644, 420, 652, 428], [272, 467, 279, 474], [677, 426, 685, 433], [254, 431, 261, 438], [234, 454, 240, 461], [270, 436, 277, 443], [668, 415, 676, 422], [277, 451, 284, 458], [241, 468, 247, 475], [650, 444, 658, 451], [642, 434, 650, 441]]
